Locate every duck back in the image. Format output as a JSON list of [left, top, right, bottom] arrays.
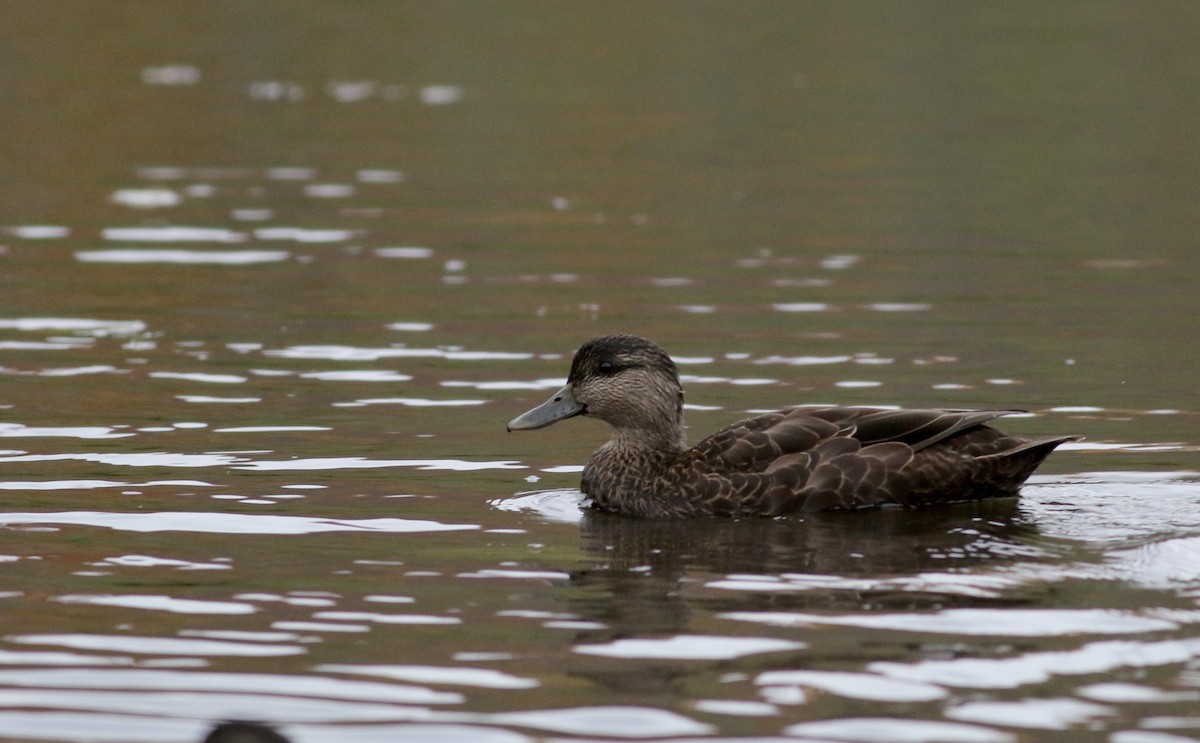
[[584, 406, 1078, 518]]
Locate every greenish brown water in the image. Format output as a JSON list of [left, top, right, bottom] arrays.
[[1, 3, 1199, 742]]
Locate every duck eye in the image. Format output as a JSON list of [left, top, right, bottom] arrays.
[[598, 360, 616, 375]]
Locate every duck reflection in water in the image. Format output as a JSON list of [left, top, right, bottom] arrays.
[[509, 335, 1078, 518], [560, 497, 1039, 696], [571, 497, 1035, 627]]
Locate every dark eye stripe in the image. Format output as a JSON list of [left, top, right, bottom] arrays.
[[598, 360, 642, 376]]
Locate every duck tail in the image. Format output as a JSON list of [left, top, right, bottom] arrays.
[[979, 434, 1082, 461], [977, 435, 1081, 490]]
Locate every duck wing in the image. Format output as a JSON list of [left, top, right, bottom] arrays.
[[672, 406, 1070, 516], [686, 407, 847, 472], [686, 406, 1017, 473], [799, 406, 1021, 450]]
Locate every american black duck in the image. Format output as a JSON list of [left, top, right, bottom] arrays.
[[507, 334, 1078, 518]]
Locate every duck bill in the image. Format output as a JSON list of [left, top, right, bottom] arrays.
[[507, 384, 584, 431]]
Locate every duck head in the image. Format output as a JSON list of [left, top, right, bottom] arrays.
[[507, 335, 686, 449]]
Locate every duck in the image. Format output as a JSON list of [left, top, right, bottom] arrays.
[[507, 334, 1079, 518]]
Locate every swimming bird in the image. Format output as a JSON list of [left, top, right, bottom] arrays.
[[507, 334, 1078, 518]]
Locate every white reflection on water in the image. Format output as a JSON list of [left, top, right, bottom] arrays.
[[722, 608, 1181, 637], [238, 457, 520, 471], [1023, 476, 1200, 543], [0, 318, 147, 336], [443, 378, 565, 391], [420, 85, 463, 104], [305, 183, 354, 198], [0, 651, 136, 667], [302, 370, 419, 382], [319, 664, 539, 689], [1057, 441, 1183, 453], [99, 226, 246, 242], [0, 480, 137, 491], [253, 227, 357, 242], [375, 246, 434, 258], [487, 706, 711, 738], [948, 697, 1114, 730], [757, 669, 946, 702], [3, 225, 71, 239], [871, 637, 1200, 690], [274, 621, 370, 633], [215, 426, 331, 433], [0, 451, 521, 473], [76, 249, 290, 264], [0, 668, 460, 705], [0, 424, 134, 440], [297, 724, 531, 743], [0, 688, 434, 724], [772, 303, 830, 312], [1113, 726, 1200, 741], [358, 169, 406, 183], [140, 65, 200, 86], [753, 354, 852, 365], [1107, 538, 1200, 595], [0, 711, 197, 743], [53, 595, 255, 615], [151, 371, 248, 383], [1077, 682, 1200, 703], [110, 188, 181, 208], [574, 635, 804, 660], [866, 303, 933, 312], [264, 345, 532, 361], [693, 699, 779, 716], [0, 512, 479, 535], [265, 166, 315, 181], [820, 254, 860, 269], [232, 209, 273, 221], [680, 374, 777, 386], [0, 341, 76, 350], [836, 380, 883, 388], [94, 554, 228, 570], [457, 569, 571, 581], [335, 397, 486, 408], [22, 365, 127, 377], [489, 489, 587, 524], [785, 717, 1012, 743], [237, 593, 337, 607], [8, 635, 304, 657], [0, 452, 239, 466], [312, 612, 461, 626]]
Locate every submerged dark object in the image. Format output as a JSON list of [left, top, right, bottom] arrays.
[[508, 334, 1079, 518], [203, 721, 290, 743]]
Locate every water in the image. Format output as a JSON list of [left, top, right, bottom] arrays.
[[2, 2, 1199, 741]]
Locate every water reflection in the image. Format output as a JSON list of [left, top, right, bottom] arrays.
[[577, 497, 1033, 578], [3, 1, 1200, 741], [0, 512, 479, 535], [556, 499, 1045, 671], [75, 250, 291, 265], [785, 718, 1013, 743]]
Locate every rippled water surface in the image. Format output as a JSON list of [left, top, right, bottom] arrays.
[[3, 3, 1200, 742]]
